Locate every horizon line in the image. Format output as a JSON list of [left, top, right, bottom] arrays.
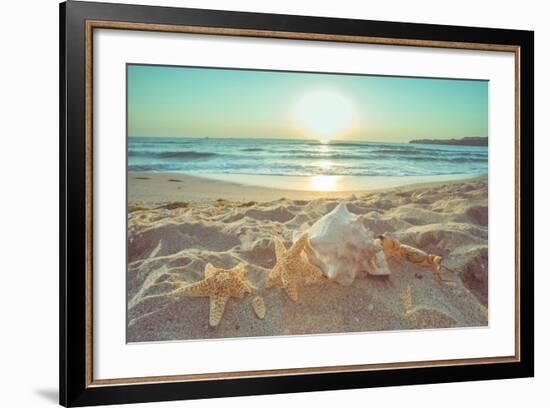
[[127, 135, 489, 143]]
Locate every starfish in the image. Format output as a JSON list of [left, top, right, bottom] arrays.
[[168, 263, 254, 326], [266, 233, 324, 301]]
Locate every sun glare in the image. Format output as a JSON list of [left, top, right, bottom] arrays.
[[310, 175, 338, 191], [294, 90, 355, 140]]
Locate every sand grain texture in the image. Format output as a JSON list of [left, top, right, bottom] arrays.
[[127, 176, 488, 342]]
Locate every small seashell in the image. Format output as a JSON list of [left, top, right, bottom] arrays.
[[251, 296, 266, 319]]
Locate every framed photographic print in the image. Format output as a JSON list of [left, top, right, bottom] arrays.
[[59, 1, 534, 406]]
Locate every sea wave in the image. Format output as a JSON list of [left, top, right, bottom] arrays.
[[127, 137, 488, 177], [243, 152, 487, 163], [128, 150, 219, 159], [371, 147, 485, 156]]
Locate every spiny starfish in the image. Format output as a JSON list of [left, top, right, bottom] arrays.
[[266, 233, 324, 301], [168, 263, 254, 326]]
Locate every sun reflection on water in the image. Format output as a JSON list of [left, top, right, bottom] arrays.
[[317, 160, 332, 171]]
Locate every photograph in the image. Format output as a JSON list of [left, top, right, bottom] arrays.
[[126, 64, 489, 342], [53, 1, 536, 405]]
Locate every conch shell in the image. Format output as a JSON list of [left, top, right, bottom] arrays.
[[376, 234, 451, 284], [294, 202, 390, 285], [376, 235, 441, 269]]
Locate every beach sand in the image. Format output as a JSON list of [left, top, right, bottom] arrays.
[[127, 173, 488, 342]]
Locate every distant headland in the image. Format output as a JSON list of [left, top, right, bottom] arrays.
[[409, 136, 488, 146]]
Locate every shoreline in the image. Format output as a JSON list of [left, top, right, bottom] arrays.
[[128, 172, 486, 203]]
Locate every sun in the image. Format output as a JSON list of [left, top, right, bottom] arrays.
[[293, 89, 355, 141]]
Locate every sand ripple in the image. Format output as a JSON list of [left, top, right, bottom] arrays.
[[127, 177, 488, 342]]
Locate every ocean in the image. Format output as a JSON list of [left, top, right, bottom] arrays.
[[128, 137, 488, 178]]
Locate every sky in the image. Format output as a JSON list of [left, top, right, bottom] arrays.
[[127, 64, 488, 143]]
